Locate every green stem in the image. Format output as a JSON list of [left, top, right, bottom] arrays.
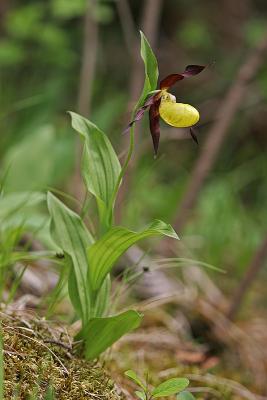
[[108, 124, 135, 226], [80, 191, 89, 218]]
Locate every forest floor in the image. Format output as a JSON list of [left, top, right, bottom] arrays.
[[2, 301, 267, 400]]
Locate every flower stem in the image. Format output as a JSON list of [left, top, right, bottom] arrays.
[[108, 124, 135, 226]]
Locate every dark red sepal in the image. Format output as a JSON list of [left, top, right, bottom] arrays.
[[183, 64, 205, 77], [123, 93, 159, 134], [149, 98, 161, 155], [160, 64, 205, 90]]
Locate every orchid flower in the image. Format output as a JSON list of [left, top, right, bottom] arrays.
[[126, 64, 205, 155]]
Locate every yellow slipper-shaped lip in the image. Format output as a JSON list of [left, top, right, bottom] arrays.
[[159, 101, 199, 128]]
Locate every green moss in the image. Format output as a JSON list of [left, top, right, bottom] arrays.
[[1, 311, 122, 399]]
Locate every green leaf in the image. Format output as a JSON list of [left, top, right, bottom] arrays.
[[3, 126, 72, 192], [93, 275, 111, 317], [152, 378, 189, 398], [88, 220, 179, 290], [8, 250, 54, 264], [125, 370, 146, 391], [69, 111, 121, 225], [0, 192, 45, 220], [177, 391, 196, 400], [135, 31, 159, 110], [83, 310, 142, 360], [47, 192, 94, 323], [44, 385, 55, 400], [135, 391, 146, 400]]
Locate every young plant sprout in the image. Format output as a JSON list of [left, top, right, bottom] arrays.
[[125, 370, 192, 400]]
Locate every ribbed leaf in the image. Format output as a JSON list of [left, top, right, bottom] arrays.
[[135, 31, 159, 111], [152, 378, 189, 398], [88, 220, 179, 291], [47, 192, 94, 323], [93, 275, 111, 317], [83, 310, 142, 360], [69, 112, 121, 223]]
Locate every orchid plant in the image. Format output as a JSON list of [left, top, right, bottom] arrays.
[[46, 32, 204, 360]]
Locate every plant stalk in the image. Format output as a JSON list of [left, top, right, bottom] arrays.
[[107, 125, 135, 228]]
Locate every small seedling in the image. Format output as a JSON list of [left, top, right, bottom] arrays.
[[125, 370, 190, 400]]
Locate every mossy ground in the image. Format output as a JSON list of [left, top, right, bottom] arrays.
[[107, 309, 266, 400], [1, 306, 265, 400], [1, 311, 122, 400]]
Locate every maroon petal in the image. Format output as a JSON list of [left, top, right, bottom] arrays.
[[159, 74, 184, 90], [123, 94, 159, 134], [160, 64, 205, 90], [149, 99, 161, 155]]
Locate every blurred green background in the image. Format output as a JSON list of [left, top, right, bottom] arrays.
[[0, 0, 267, 303]]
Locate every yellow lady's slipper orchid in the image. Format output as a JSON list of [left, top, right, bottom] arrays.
[[126, 64, 205, 155]]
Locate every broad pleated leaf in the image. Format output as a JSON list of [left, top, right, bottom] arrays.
[[93, 275, 111, 317], [152, 378, 189, 398], [69, 112, 121, 221], [135, 31, 159, 111], [88, 220, 179, 291], [83, 310, 142, 360], [47, 192, 94, 323]]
